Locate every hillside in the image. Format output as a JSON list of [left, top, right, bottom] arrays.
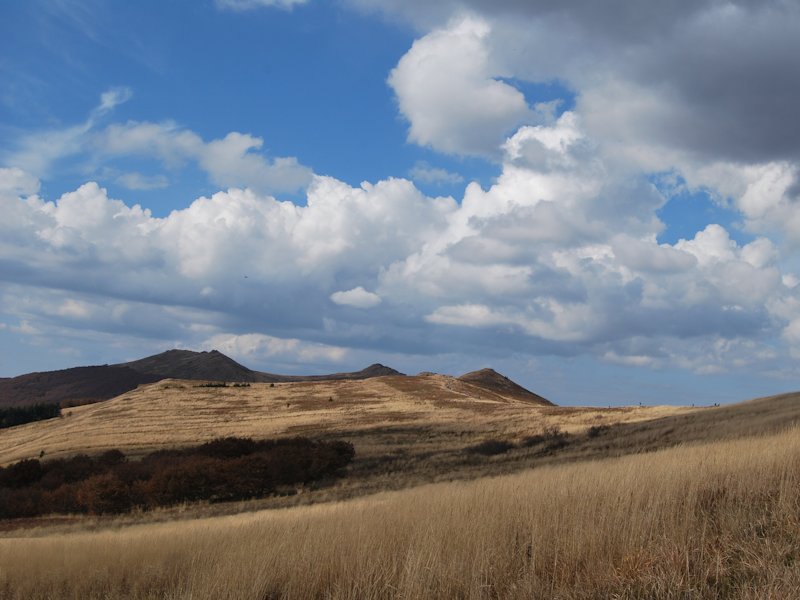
[[0, 349, 404, 408], [121, 349, 404, 383], [0, 366, 161, 408], [3, 376, 798, 520], [121, 349, 256, 381], [0, 370, 678, 470], [458, 368, 553, 405]]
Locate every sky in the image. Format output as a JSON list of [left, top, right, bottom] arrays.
[[1, 0, 800, 406]]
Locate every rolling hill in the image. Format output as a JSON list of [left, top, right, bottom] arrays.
[[0, 349, 404, 408]]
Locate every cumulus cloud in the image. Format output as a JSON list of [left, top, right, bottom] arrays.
[[388, 16, 532, 157], [330, 287, 382, 308], [201, 333, 347, 364], [3, 99, 798, 380], [97, 122, 313, 194], [3, 95, 312, 196], [4, 3, 800, 391], [373, 1, 800, 244], [0, 167, 40, 196]]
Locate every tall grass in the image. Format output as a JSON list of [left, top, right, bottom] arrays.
[[1, 427, 799, 599]]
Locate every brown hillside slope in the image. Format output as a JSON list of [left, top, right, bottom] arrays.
[[121, 349, 256, 381], [0, 366, 160, 408], [0, 373, 682, 467], [458, 368, 553, 405], [0, 349, 403, 408]]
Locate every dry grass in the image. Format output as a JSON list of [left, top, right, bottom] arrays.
[[1, 426, 799, 599], [0, 375, 690, 467]]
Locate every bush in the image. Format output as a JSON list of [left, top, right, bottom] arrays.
[[0, 459, 43, 489], [76, 473, 133, 514], [587, 424, 609, 438], [521, 425, 571, 453], [468, 439, 515, 456], [196, 436, 257, 458]]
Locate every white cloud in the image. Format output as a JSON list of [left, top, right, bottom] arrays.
[[3, 106, 795, 372], [96, 87, 133, 115], [202, 333, 347, 364], [330, 287, 382, 308], [97, 122, 313, 194], [388, 15, 532, 157], [4, 88, 128, 177], [0, 167, 40, 196], [4, 97, 313, 196]]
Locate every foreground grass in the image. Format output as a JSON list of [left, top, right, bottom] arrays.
[[1, 427, 799, 599]]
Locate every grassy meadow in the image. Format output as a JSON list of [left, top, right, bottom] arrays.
[[2, 424, 799, 599]]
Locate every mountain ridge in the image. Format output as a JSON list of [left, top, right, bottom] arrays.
[[0, 349, 405, 408], [0, 349, 548, 410]]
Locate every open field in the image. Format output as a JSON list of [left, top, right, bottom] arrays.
[[0, 374, 700, 516], [1, 424, 799, 599], [3, 377, 800, 521]]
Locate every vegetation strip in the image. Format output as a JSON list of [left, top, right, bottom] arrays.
[[0, 436, 354, 518]]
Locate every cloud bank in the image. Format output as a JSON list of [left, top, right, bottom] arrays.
[[3, 1, 800, 402], [2, 103, 797, 380]]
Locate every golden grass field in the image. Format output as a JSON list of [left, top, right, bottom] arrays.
[[0, 374, 689, 466], [0, 374, 697, 516], [2, 375, 800, 598], [1, 424, 798, 599]]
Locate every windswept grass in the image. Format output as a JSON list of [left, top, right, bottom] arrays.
[[1, 426, 799, 599]]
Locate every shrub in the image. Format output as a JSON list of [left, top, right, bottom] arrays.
[[196, 436, 257, 458], [468, 439, 515, 456], [0, 459, 43, 489], [521, 425, 571, 453], [587, 424, 609, 438], [76, 473, 134, 514]]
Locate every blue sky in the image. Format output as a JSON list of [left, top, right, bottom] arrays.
[[2, 0, 800, 406]]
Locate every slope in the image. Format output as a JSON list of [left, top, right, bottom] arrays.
[[0, 349, 404, 408], [457, 368, 553, 405]]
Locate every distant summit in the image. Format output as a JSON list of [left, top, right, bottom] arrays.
[[458, 368, 553, 406], [121, 349, 257, 382], [0, 349, 404, 408], [122, 350, 404, 384]]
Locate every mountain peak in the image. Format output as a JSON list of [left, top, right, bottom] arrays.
[[120, 349, 255, 381], [457, 368, 552, 405]]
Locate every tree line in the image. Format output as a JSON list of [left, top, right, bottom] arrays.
[[0, 404, 61, 429]]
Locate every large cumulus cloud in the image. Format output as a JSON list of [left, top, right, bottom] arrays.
[[3, 2, 800, 398], [2, 104, 798, 378]]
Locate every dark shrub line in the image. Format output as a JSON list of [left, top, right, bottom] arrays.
[[0, 436, 354, 519], [468, 425, 574, 457], [0, 404, 61, 429]]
